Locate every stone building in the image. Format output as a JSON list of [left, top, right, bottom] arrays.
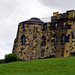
[[12, 10, 75, 61]]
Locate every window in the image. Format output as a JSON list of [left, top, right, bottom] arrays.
[[63, 22, 66, 28], [43, 24, 47, 31], [54, 35, 57, 45], [21, 35, 25, 45], [41, 36, 46, 46], [55, 23, 58, 29], [71, 32, 74, 39], [21, 49, 24, 56], [23, 23, 26, 30], [62, 34, 65, 44], [41, 50, 45, 57]]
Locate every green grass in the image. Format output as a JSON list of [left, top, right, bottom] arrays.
[[0, 57, 75, 75]]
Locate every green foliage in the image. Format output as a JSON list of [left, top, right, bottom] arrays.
[[0, 59, 5, 64], [0, 57, 75, 75], [5, 53, 17, 63]]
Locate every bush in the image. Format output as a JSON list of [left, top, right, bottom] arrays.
[[0, 59, 5, 64], [5, 53, 17, 63]]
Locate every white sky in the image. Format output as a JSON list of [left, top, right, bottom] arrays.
[[0, 0, 75, 59]]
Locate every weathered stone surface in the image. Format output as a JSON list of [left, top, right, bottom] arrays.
[[12, 10, 75, 61]]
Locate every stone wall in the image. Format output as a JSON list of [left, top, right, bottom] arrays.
[[12, 10, 75, 61]]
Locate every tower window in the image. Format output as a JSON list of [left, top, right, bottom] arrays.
[[62, 34, 65, 44], [43, 24, 47, 31], [41, 36, 46, 46], [71, 32, 74, 39], [55, 23, 58, 29], [54, 35, 57, 45], [41, 50, 45, 57], [21, 35, 25, 45], [21, 49, 24, 56], [63, 22, 66, 28], [23, 23, 26, 30]]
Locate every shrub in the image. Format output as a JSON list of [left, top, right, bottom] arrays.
[[5, 53, 17, 63], [0, 59, 5, 64]]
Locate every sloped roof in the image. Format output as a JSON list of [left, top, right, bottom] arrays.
[[22, 17, 44, 23]]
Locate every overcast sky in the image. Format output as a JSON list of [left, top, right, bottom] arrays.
[[0, 0, 75, 59]]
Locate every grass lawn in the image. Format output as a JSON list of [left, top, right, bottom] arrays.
[[0, 57, 75, 75]]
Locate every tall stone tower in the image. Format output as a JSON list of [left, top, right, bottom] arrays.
[[12, 18, 44, 61]]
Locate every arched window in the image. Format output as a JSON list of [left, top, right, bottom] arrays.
[[55, 23, 58, 29], [63, 22, 66, 28], [43, 24, 47, 31], [62, 34, 65, 44], [21, 35, 25, 45], [54, 35, 57, 45], [23, 23, 26, 30]]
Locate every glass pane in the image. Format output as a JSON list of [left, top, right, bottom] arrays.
[[55, 23, 58, 29], [42, 36, 46, 46], [21, 49, 24, 56], [22, 36, 25, 45], [63, 22, 66, 28], [55, 23, 57, 26], [24, 23, 26, 30], [63, 22, 66, 25], [62, 35, 65, 44], [43, 24, 47, 31]]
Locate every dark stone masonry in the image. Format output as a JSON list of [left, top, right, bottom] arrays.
[[12, 10, 75, 61]]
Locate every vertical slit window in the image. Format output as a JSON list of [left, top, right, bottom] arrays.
[[21, 49, 24, 56], [43, 24, 47, 31], [62, 34, 65, 44], [41, 36, 46, 46], [54, 35, 57, 45], [63, 22, 66, 28], [41, 50, 45, 57], [55, 23, 58, 29], [21, 35, 25, 45], [71, 32, 74, 39], [23, 23, 26, 30]]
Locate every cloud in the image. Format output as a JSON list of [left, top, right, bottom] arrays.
[[1, 0, 73, 59], [0, 42, 12, 59], [1, 0, 72, 59], [38, 0, 75, 12], [0, 0, 53, 59]]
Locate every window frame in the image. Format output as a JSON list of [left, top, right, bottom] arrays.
[[55, 23, 58, 30], [21, 49, 24, 56], [54, 35, 57, 45], [41, 36, 46, 46], [43, 24, 47, 31], [21, 35, 26, 45], [63, 22, 66, 28], [62, 34, 66, 44], [23, 23, 26, 31], [41, 50, 45, 57]]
